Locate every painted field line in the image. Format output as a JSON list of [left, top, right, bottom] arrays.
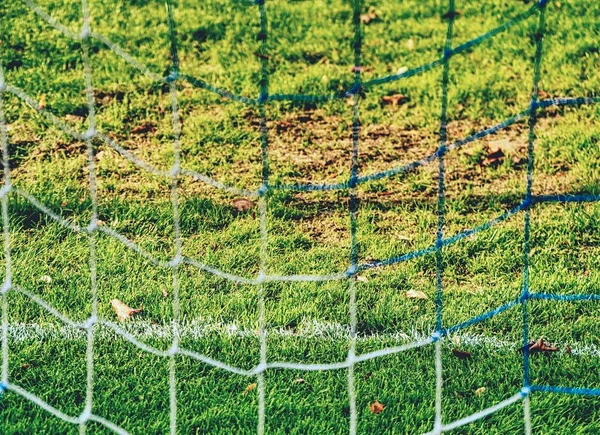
[[3, 319, 599, 358]]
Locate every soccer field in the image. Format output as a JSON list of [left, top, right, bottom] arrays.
[[0, 0, 599, 433]]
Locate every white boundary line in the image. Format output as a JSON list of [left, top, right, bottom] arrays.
[[3, 319, 599, 357]]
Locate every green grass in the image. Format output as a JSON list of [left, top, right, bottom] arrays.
[[1, 0, 600, 433]]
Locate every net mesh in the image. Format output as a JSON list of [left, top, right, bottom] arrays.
[[1, 0, 599, 433]]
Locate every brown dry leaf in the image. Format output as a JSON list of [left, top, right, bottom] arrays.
[[243, 383, 257, 395], [65, 114, 84, 123], [131, 123, 156, 135], [405, 290, 428, 300], [526, 338, 559, 354], [360, 7, 379, 24], [356, 275, 368, 283], [474, 387, 486, 396], [483, 147, 505, 166], [110, 298, 143, 322], [369, 400, 385, 414], [452, 349, 472, 360], [538, 89, 552, 99], [232, 198, 256, 212], [363, 372, 372, 380], [39, 95, 46, 109], [566, 345, 572, 355], [381, 94, 409, 106], [161, 287, 168, 299]]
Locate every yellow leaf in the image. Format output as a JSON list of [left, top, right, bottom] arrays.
[[243, 383, 257, 395], [475, 387, 486, 396], [110, 298, 143, 322], [405, 290, 428, 300]]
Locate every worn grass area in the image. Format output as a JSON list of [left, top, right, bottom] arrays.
[[1, 0, 600, 433]]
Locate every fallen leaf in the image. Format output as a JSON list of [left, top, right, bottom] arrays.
[[131, 123, 155, 135], [65, 114, 84, 123], [294, 378, 307, 384], [369, 400, 385, 414], [525, 338, 559, 354], [405, 290, 428, 300], [452, 349, 471, 360], [39, 275, 52, 284], [96, 219, 105, 226], [451, 335, 460, 346], [161, 287, 168, 299], [232, 198, 256, 212], [381, 94, 409, 106], [363, 372, 372, 380], [39, 95, 46, 109], [360, 7, 379, 25], [483, 146, 505, 166], [110, 298, 143, 322], [566, 345, 572, 355], [538, 89, 552, 100], [407, 38, 415, 50], [243, 383, 257, 395], [474, 387, 486, 396], [356, 275, 368, 283], [20, 363, 31, 370]]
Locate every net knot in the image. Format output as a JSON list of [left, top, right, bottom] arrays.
[[345, 265, 358, 277], [168, 342, 179, 356], [0, 80, 6, 93], [345, 82, 362, 98], [170, 163, 180, 178], [258, 91, 268, 104], [169, 255, 183, 268], [83, 315, 97, 329], [1, 280, 11, 295], [82, 128, 96, 141], [520, 386, 531, 397], [166, 71, 179, 83], [431, 331, 442, 342], [529, 99, 539, 111], [256, 272, 266, 284], [87, 218, 98, 232], [80, 24, 91, 40], [78, 409, 91, 424], [346, 349, 356, 365], [252, 362, 267, 375], [258, 183, 268, 196], [538, 0, 549, 8], [0, 383, 6, 394], [254, 0, 265, 5]]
